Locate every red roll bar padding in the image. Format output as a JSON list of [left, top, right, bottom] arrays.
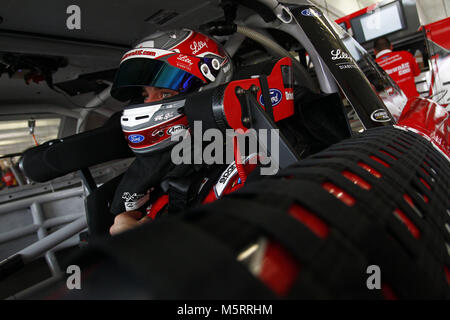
[[222, 57, 295, 131]]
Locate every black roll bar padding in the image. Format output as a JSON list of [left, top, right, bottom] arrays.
[[184, 86, 226, 133], [20, 111, 134, 183]]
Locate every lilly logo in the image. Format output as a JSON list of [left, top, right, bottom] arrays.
[[331, 49, 352, 61], [190, 41, 208, 55], [259, 89, 283, 107], [128, 134, 145, 143], [177, 54, 193, 66]]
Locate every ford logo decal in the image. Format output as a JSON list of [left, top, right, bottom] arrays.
[[301, 8, 320, 16], [128, 134, 145, 143], [259, 89, 283, 107]]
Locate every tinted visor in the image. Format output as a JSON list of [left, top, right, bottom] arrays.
[[111, 58, 204, 102]]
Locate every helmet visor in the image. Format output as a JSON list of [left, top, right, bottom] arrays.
[[111, 58, 204, 102]]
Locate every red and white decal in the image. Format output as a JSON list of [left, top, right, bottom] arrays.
[[166, 53, 206, 82], [123, 116, 188, 150], [120, 49, 174, 63], [170, 30, 222, 58], [213, 153, 259, 199]]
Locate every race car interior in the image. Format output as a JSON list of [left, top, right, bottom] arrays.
[[0, 0, 448, 300]]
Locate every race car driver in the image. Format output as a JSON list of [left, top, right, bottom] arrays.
[[108, 28, 234, 235]]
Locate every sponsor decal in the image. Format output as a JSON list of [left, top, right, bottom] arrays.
[[218, 163, 237, 185], [152, 129, 164, 137], [337, 64, 357, 70], [121, 49, 156, 61], [166, 125, 186, 135], [128, 134, 145, 143], [301, 8, 320, 16], [174, 54, 195, 71], [331, 49, 357, 69], [331, 49, 352, 61], [214, 162, 237, 198], [259, 89, 283, 107], [122, 192, 149, 211], [154, 111, 175, 122], [214, 153, 259, 197], [378, 56, 403, 67], [385, 62, 411, 76], [190, 40, 208, 55], [177, 54, 193, 67], [370, 109, 391, 122], [285, 91, 294, 101], [122, 192, 143, 202]]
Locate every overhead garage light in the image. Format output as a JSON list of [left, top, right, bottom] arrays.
[[0, 119, 60, 130], [0, 118, 60, 156]]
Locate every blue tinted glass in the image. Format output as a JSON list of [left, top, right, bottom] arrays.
[[150, 64, 190, 91], [111, 58, 204, 101]]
